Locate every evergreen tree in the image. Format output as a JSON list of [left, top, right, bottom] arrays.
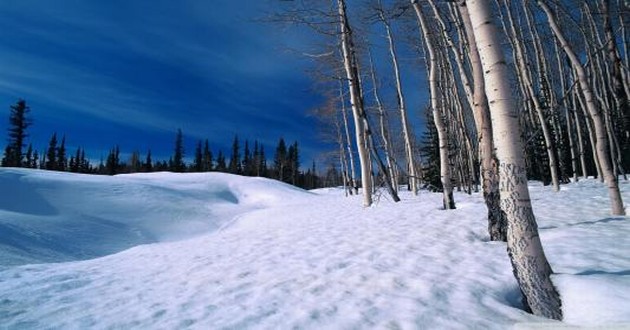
[[31, 150, 39, 169], [45, 133, 58, 170], [419, 107, 442, 192], [57, 135, 67, 171], [24, 143, 34, 168], [253, 141, 260, 176], [106, 145, 120, 175], [228, 135, 241, 174], [172, 129, 185, 172], [203, 140, 213, 171], [259, 144, 267, 177], [193, 140, 203, 172], [216, 150, 227, 172], [70, 147, 81, 172], [274, 138, 287, 181], [242, 140, 252, 176], [144, 149, 153, 172], [288, 141, 300, 185], [1, 99, 32, 167], [129, 150, 141, 173]]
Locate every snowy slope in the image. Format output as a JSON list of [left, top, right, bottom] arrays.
[[0, 168, 312, 266], [0, 168, 629, 328]]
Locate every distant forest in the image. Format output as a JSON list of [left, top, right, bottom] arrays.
[[1, 99, 324, 190]]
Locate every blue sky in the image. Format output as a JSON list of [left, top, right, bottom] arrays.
[[0, 0, 331, 166]]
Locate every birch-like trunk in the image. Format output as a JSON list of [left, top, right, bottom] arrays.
[[338, 0, 372, 206], [377, 8, 418, 195], [538, 0, 625, 215], [601, 0, 630, 151], [467, 0, 562, 319], [504, 1, 560, 191], [368, 51, 398, 191], [412, 0, 455, 209], [339, 80, 358, 195], [458, 0, 505, 241]]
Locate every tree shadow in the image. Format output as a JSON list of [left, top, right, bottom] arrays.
[[539, 217, 625, 230], [575, 269, 630, 276]]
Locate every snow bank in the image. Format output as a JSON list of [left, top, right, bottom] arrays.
[[0, 168, 312, 266], [0, 169, 628, 328]]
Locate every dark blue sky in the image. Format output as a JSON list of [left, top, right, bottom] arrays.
[[0, 0, 331, 165]]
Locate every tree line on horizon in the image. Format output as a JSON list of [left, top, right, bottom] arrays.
[[1, 99, 321, 190]]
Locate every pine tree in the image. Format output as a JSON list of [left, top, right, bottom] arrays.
[[216, 150, 227, 172], [420, 107, 441, 192], [24, 143, 34, 168], [228, 135, 241, 174], [203, 140, 213, 171], [274, 138, 287, 182], [45, 133, 58, 170], [242, 140, 252, 176], [129, 150, 141, 173], [106, 145, 120, 175], [288, 141, 300, 185], [172, 128, 185, 172], [193, 140, 203, 172], [2, 99, 32, 167], [57, 135, 67, 171], [144, 150, 153, 172]]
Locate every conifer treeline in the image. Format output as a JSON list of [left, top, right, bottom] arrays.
[[1, 99, 322, 190]]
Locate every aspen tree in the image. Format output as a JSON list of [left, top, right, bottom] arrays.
[[467, 0, 562, 319], [337, 0, 374, 206], [458, 1, 506, 240], [412, 0, 456, 209], [367, 50, 398, 191], [537, 0, 626, 215], [503, 0, 560, 191], [375, 2, 418, 194]]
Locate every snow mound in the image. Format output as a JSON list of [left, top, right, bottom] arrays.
[[0, 170, 629, 328], [0, 168, 313, 266]]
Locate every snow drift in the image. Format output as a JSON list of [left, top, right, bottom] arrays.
[[0, 168, 629, 328], [0, 168, 312, 266]]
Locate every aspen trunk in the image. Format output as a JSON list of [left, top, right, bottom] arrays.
[[504, 1, 560, 191], [368, 51, 398, 191], [602, 0, 630, 152], [412, 0, 455, 209], [458, 1, 505, 241], [338, 0, 372, 206], [339, 80, 358, 195], [377, 9, 418, 195], [538, 0, 625, 215], [467, 0, 562, 319]]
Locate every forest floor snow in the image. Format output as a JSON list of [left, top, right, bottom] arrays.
[[0, 168, 629, 329]]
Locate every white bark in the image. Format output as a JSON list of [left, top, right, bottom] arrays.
[[458, 0, 505, 241], [538, 0, 625, 215], [412, 0, 455, 209], [377, 7, 418, 195], [338, 0, 372, 206], [467, 0, 562, 319], [504, 1, 560, 191]]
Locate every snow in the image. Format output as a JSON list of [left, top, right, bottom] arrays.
[[0, 168, 629, 328]]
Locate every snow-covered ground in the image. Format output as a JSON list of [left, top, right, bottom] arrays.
[[0, 168, 628, 329]]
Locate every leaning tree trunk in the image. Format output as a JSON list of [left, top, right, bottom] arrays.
[[537, 0, 625, 216], [368, 50, 398, 191], [412, 0, 455, 209], [467, 0, 562, 319], [338, 0, 372, 206], [458, 0, 506, 241]]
